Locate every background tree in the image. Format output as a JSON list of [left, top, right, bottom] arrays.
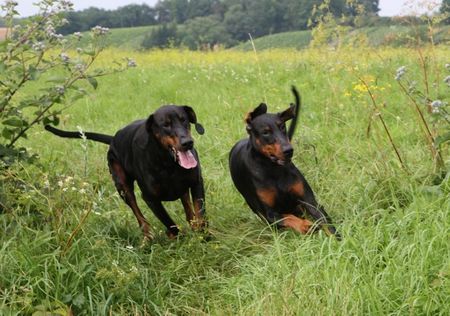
[[180, 15, 233, 49], [441, 0, 450, 24], [223, 3, 254, 42], [141, 23, 179, 48]]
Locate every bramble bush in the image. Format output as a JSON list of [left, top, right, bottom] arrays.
[[0, 0, 135, 168]]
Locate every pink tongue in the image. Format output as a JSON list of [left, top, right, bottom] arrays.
[[177, 150, 198, 169]]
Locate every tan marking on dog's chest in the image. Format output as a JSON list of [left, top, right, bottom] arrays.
[[288, 181, 304, 197], [256, 187, 277, 207]]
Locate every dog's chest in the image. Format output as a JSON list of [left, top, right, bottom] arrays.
[[140, 167, 198, 201]]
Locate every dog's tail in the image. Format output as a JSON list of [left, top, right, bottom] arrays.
[[288, 85, 301, 141], [45, 125, 113, 145]]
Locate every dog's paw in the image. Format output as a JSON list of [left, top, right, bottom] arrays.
[[282, 214, 313, 235], [139, 234, 154, 249]]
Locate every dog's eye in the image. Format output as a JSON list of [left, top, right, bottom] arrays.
[[163, 121, 171, 128], [262, 130, 271, 137], [279, 124, 286, 132]]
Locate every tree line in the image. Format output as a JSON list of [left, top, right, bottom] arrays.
[[11, 0, 444, 50]]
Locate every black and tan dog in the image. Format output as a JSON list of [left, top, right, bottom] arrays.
[[229, 87, 340, 238], [45, 105, 206, 241]]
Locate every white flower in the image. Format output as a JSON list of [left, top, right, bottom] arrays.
[[45, 23, 56, 37], [52, 33, 64, 40], [431, 100, 443, 108], [91, 25, 109, 36], [431, 100, 446, 114], [444, 75, 450, 87], [60, 53, 70, 63], [127, 58, 137, 68], [4, 0, 18, 6], [58, 0, 73, 11], [395, 66, 406, 81], [55, 85, 65, 95], [74, 63, 85, 72], [32, 41, 45, 51]]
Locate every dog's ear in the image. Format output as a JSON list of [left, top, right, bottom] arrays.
[[245, 103, 267, 124], [183, 105, 205, 135], [245, 103, 267, 133], [145, 114, 154, 132], [278, 103, 296, 122]]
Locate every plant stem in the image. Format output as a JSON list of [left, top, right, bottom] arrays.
[[397, 80, 444, 168], [358, 76, 408, 172]]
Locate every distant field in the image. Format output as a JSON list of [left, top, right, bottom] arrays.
[[1, 47, 449, 314], [72, 24, 450, 51], [76, 25, 156, 50], [234, 25, 450, 51]]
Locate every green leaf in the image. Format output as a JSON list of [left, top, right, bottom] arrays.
[[19, 99, 39, 109], [87, 77, 98, 89], [0, 61, 6, 72], [3, 117, 25, 127], [84, 48, 96, 56], [72, 293, 85, 308], [28, 65, 39, 80], [46, 76, 66, 83], [2, 127, 14, 140], [435, 132, 450, 147], [43, 114, 59, 126]]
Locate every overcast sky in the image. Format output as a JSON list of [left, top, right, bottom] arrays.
[[10, 0, 444, 18]]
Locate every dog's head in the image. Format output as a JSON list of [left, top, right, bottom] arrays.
[[245, 102, 296, 165], [146, 105, 204, 169]]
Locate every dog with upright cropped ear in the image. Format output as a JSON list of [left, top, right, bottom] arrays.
[[229, 87, 340, 239], [46, 105, 207, 241]]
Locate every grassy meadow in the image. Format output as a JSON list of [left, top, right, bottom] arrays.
[[1, 46, 449, 315]]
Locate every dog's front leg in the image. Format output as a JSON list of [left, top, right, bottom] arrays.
[[189, 180, 206, 230], [142, 195, 179, 239], [293, 182, 340, 239], [255, 187, 311, 234]]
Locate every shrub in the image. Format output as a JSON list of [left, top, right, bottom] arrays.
[[141, 23, 179, 49], [0, 0, 134, 168]]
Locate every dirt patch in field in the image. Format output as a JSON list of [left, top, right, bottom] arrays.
[[0, 28, 9, 40]]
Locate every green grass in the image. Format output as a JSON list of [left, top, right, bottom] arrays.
[[234, 30, 312, 51], [1, 47, 449, 315]]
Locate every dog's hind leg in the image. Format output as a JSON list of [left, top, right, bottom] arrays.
[[109, 160, 153, 241]]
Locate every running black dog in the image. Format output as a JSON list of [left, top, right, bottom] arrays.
[[229, 87, 340, 238], [46, 105, 206, 241]]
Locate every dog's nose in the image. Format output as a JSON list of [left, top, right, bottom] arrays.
[[283, 147, 293, 159], [181, 139, 193, 150]]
